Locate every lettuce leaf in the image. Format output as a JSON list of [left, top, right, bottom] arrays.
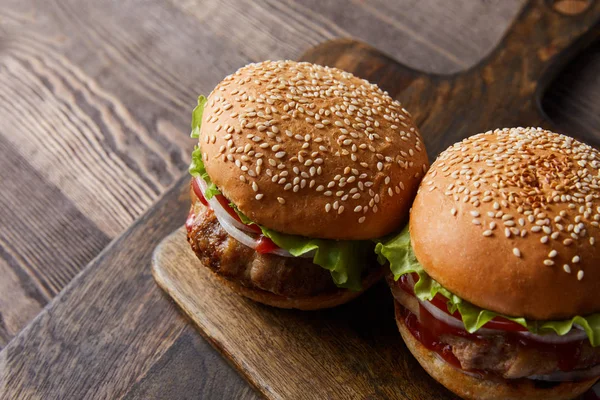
[[375, 225, 600, 346], [261, 228, 371, 291], [229, 204, 371, 291], [190, 95, 207, 139], [188, 146, 220, 200]]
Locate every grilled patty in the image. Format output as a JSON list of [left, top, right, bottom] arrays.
[[389, 276, 600, 379], [187, 194, 374, 297]]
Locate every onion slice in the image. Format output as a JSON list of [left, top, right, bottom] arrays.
[[195, 176, 314, 258], [517, 327, 588, 344], [195, 177, 255, 233], [418, 297, 499, 336]]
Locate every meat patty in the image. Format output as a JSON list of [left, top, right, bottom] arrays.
[[389, 276, 600, 379], [187, 194, 376, 298], [441, 333, 600, 379]]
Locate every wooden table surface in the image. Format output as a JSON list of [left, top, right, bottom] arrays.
[[1, 0, 599, 398], [0, 0, 526, 350]]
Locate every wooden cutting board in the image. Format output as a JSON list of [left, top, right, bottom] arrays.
[[152, 2, 600, 399]]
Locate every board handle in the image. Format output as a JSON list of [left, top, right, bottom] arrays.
[[485, 0, 600, 85]]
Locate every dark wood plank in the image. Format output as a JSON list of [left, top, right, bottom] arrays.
[[0, 1, 599, 399], [123, 331, 257, 400], [0, 135, 111, 347], [0, 176, 253, 400], [542, 38, 600, 140], [0, 0, 525, 347]]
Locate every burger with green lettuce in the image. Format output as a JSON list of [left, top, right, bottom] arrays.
[[186, 60, 428, 309], [378, 127, 600, 399]]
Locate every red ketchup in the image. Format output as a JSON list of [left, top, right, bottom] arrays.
[[396, 275, 585, 373], [402, 304, 465, 370], [256, 236, 278, 254], [191, 177, 280, 254]]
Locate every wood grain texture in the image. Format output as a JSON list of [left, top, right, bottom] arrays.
[[153, 228, 460, 399], [542, 38, 600, 139], [123, 331, 257, 400], [0, 0, 525, 349], [169, 0, 524, 73], [1, 5, 600, 395], [0, 178, 252, 400]]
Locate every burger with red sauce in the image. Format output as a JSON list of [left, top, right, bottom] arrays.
[[186, 60, 428, 310], [376, 127, 600, 399]]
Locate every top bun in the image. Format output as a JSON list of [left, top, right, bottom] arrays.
[[410, 127, 600, 320], [199, 61, 428, 240]]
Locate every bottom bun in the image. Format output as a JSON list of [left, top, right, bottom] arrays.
[[212, 265, 384, 310], [394, 301, 597, 400]]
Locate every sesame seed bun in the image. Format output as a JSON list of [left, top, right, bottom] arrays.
[[394, 301, 598, 400], [199, 60, 428, 240], [410, 127, 600, 320]]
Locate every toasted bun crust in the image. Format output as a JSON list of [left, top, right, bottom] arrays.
[[212, 263, 384, 310], [394, 301, 597, 400], [410, 128, 600, 319], [199, 60, 428, 240]]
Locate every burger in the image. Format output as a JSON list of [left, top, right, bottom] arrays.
[[376, 127, 600, 399], [186, 60, 428, 310]]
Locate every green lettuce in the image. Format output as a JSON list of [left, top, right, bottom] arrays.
[[230, 204, 371, 291], [375, 225, 600, 346], [188, 95, 219, 199], [261, 228, 371, 291], [188, 146, 220, 200], [190, 95, 207, 139]]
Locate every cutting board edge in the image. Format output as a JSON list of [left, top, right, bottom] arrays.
[[151, 227, 280, 400]]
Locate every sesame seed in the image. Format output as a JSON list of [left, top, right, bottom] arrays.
[[563, 264, 572, 274], [572, 256, 580, 263], [451, 208, 457, 216], [513, 248, 521, 257], [277, 197, 285, 204], [483, 230, 493, 237], [577, 270, 584, 280], [543, 259, 554, 266], [548, 250, 558, 258]]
